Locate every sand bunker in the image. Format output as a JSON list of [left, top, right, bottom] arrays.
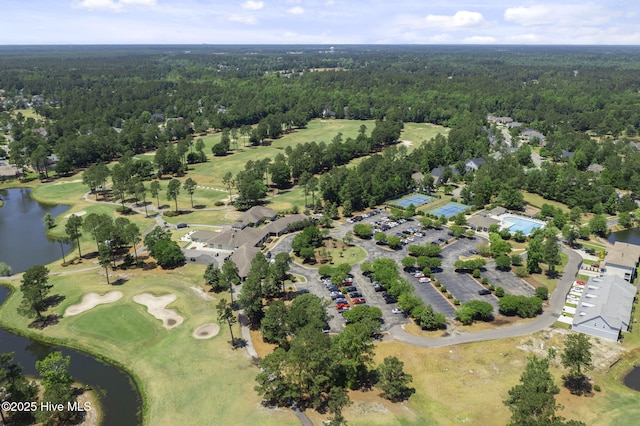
[[64, 291, 123, 317], [133, 293, 184, 329], [193, 323, 220, 339]]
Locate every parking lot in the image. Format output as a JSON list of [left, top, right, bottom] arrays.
[[269, 208, 537, 327]]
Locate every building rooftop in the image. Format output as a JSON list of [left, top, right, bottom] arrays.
[[572, 275, 636, 331], [605, 242, 640, 269]]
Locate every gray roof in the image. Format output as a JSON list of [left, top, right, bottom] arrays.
[[263, 214, 310, 235], [230, 245, 262, 279], [572, 275, 636, 332], [207, 227, 267, 248], [190, 230, 218, 242], [467, 215, 499, 229], [605, 242, 640, 269], [489, 206, 507, 216], [587, 163, 604, 173], [235, 205, 278, 228]]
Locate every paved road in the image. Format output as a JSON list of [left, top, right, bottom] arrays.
[[384, 246, 581, 348]]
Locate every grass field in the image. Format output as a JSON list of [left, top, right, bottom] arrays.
[[0, 268, 297, 426], [522, 191, 571, 213], [400, 122, 449, 150]]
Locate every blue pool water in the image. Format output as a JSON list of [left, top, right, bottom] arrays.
[[502, 215, 544, 235]]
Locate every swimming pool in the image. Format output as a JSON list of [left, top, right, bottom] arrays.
[[500, 214, 545, 235]]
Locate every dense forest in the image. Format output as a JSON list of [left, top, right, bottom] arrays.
[[2, 45, 640, 213]]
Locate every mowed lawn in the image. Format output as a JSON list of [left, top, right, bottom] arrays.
[[400, 122, 449, 151], [0, 268, 296, 426]]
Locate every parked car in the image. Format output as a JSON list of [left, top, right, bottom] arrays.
[[297, 288, 310, 294], [469, 249, 478, 255], [392, 308, 404, 314], [335, 297, 348, 305], [330, 292, 342, 299], [352, 298, 366, 305], [349, 292, 363, 298], [478, 289, 491, 295], [336, 302, 350, 309], [373, 284, 386, 292], [345, 286, 357, 292], [419, 277, 431, 283]]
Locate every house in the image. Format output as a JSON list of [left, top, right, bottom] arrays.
[[561, 149, 574, 159], [430, 166, 459, 187], [572, 275, 637, 341], [487, 115, 513, 125], [467, 215, 499, 232], [603, 242, 640, 282], [263, 214, 310, 237], [233, 206, 278, 229], [411, 172, 424, 184], [507, 121, 523, 129], [230, 245, 262, 279], [190, 230, 218, 244], [150, 113, 165, 122], [521, 129, 545, 144], [464, 158, 485, 173], [205, 227, 268, 251], [587, 163, 604, 173]]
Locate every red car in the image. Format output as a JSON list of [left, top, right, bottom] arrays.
[[351, 298, 366, 305], [335, 302, 350, 309]]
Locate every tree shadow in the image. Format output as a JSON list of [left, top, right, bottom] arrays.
[[194, 204, 206, 209], [231, 337, 247, 349], [545, 270, 560, 279], [44, 294, 66, 309], [563, 375, 593, 396], [28, 314, 60, 329], [111, 278, 128, 286]]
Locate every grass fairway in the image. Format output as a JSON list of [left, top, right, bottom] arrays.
[[400, 122, 449, 150], [69, 304, 161, 345], [522, 191, 570, 213], [0, 268, 297, 426]]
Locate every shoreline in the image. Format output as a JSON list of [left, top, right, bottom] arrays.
[[0, 282, 145, 425]]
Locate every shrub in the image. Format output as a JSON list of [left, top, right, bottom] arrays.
[[434, 281, 441, 287], [454, 298, 461, 305], [481, 277, 489, 285], [594, 384, 601, 392], [495, 286, 505, 297], [535, 286, 549, 300], [214, 200, 225, 206], [472, 269, 481, 278], [498, 295, 543, 318], [440, 285, 447, 293], [0, 261, 11, 276], [514, 266, 530, 277], [488, 284, 495, 291], [447, 293, 453, 299]]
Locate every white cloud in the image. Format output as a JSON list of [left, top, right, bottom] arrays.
[[76, 0, 156, 11], [463, 35, 496, 44], [242, 1, 264, 10], [424, 10, 486, 30], [227, 14, 258, 24], [288, 6, 305, 15], [504, 3, 613, 27]]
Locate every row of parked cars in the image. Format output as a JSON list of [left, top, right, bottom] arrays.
[[346, 209, 383, 223], [323, 277, 367, 313]]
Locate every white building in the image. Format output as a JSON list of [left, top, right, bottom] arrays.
[[572, 275, 636, 341]]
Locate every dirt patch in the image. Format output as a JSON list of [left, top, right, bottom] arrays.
[[64, 291, 123, 317], [249, 329, 278, 358], [64, 210, 87, 219], [193, 322, 220, 339], [399, 140, 413, 147], [133, 293, 184, 329]]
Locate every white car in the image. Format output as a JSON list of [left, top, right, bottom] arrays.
[[392, 308, 404, 314], [419, 277, 431, 283]]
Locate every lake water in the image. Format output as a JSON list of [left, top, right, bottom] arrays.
[[608, 227, 640, 246], [0, 286, 142, 425], [0, 187, 72, 273], [0, 187, 142, 424]]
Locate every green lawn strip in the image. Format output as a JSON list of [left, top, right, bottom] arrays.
[[267, 186, 307, 211], [0, 270, 296, 426], [162, 208, 236, 226], [522, 191, 571, 213], [399, 122, 449, 151]]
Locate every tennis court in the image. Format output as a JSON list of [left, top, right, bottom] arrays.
[[427, 202, 469, 218], [391, 193, 436, 208]]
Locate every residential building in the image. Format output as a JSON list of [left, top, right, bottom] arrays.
[[603, 242, 640, 282], [572, 275, 637, 341]]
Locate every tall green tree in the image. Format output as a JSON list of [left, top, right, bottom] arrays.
[[43, 212, 54, 229], [65, 214, 83, 259], [18, 265, 52, 321], [150, 180, 161, 208], [167, 178, 181, 212], [261, 300, 289, 348], [376, 356, 415, 402], [221, 259, 241, 303], [36, 351, 78, 424], [504, 355, 565, 426], [204, 263, 224, 292], [222, 171, 234, 202], [183, 177, 197, 208], [543, 233, 561, 274], [561, 333, 593, 393], [0, 352, 38, 425], [216, 298, 237, 348]]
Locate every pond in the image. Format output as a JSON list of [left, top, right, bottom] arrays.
[[623, 365, 640, 392], [0, 187, 73, 273], [608, 227, 640, 246], [0, 286, 142, 425]]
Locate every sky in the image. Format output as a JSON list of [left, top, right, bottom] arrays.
[[3, 0, 640, 45]]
